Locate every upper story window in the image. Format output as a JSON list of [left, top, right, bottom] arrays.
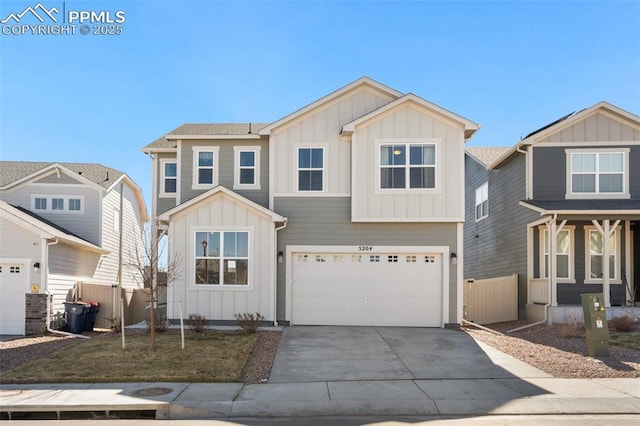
[[475, 182, 488, 221], [195, 230, 250, 286], [192, 147, 219, 189], [160, 159, 177, 197], [32, 195, 83, 214], [234, 146, 261, 190], [298, 147, 324, 191], [380, 143, 436, 190], [566, 149, 629, 199]]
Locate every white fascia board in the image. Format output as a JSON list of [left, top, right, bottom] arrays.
[[1, 163, 106, 193], [141, 147, 177, 154], [165, 134, 263, 140], [351, 217, 465, 223], [518, 200, 640, 216], [259, 77, 403, 136]]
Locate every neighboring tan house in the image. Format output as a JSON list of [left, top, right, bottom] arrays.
[[465, 102, 640, 323], [0, 162, 148, 334], [143, 77, 479, 328]]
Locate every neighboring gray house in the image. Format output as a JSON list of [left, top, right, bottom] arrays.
[[0, 162, 148, 334], [143, 77, 479, 328], [465, 102, 640, 323]]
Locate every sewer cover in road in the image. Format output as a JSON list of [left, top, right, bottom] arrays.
[[131, 387, 173, 397]]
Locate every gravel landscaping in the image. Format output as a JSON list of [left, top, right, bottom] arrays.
[[464, 321, 640, 378]]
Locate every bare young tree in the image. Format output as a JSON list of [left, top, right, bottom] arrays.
[[127, 221, 182, 349]]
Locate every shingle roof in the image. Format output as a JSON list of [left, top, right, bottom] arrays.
[[465, 147, 511, 167], [143, 123, 270, 151], [0, 161, 124, 189]]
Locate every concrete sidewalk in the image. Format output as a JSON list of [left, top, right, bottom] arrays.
[[1, 335, 639, 420]]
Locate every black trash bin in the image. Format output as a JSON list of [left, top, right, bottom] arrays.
[[83, 301, 100, 331], [64, 302, 89, 334]]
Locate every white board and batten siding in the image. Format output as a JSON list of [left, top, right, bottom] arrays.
[[463, 274, 518, 325], [286, 245, 450, 327], [167, 193, 275, 322], [352, 103, 466, 222], [270, 87, 397, 196]]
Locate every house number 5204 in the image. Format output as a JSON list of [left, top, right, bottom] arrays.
[[358, 246, 373, 251]]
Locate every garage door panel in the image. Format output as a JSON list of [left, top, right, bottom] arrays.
[[291, 250, 443, 327]]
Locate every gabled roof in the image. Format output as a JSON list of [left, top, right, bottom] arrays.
[[465, 147, 511, 167], [489, 101, 640, 170], [258, 77, 403, 136], [342, 93, 479, 141], [0, 161, 124, 190], [158, 185, 286, 223], [0, 200, 108, 254], [142, 123, 269, 152]]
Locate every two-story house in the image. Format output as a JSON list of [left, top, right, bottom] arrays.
[[0, 162, 148, 334], [143, 77, 479, 328], [465, 102, 640, 323]]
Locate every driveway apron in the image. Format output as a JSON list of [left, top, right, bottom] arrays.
[[269, 326, 516, 383]]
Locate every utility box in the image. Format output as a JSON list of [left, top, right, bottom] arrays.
[[580, 293, 609, 357]]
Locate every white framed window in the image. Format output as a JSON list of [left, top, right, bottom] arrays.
[[31, 195, 84, 213], [377, 139, 438, 191], [584, 226, 621, 284], [297, 147, 324, 191], [234, 146, 261, 190], [539, 226, 575, 282], [192, 147, 219, 189], [160, 159, 177, 197], [475, 182, 489, 221], [566, 149, 629, 199], [194, 230, 250, 286]]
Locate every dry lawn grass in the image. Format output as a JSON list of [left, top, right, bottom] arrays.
[[1, 331, 257, 384]]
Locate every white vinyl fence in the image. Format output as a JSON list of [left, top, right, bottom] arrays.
[[464, 274, 518, 325]]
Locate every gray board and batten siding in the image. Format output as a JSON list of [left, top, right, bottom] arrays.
[[464, 152, 538, 319], [180, 139, 270, 207], [273, 196, 459, 323], [532, 146, 640, 200]]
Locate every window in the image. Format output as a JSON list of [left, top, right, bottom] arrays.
[[566, 149, 629, 198], [380, 143, 435, 189], [585, 227, 619, 282], [192, 147, 219, 189], [195, 231, 249, 286], [69, 199, 82, 211], [234, 146, 261, 189], [540, 226, 575, 282], [475, 182, 488, 221], [160, 160, 177, 197], [34, 197, 47, 210], [298, 148, 323, 191], [31, 195, 83, 213]]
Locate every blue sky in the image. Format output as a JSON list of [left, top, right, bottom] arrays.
[[1, 0, 639, 209]]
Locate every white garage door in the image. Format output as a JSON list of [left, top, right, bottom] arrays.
[[0, 263, 26, 335], [291, 249, 443, 327]]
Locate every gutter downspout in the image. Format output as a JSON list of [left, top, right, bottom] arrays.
[[508, 213, 557, 333], [44, 238, 89, 339], [273, 218, 288, 327]]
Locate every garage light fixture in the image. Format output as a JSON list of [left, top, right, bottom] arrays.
[[33, 262, 40, 272], [278, 251, 284, 263], [450, 253, 457, 265]]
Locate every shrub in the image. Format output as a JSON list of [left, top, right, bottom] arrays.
[[152, 314, 169, 333], [558, 314, 584, 338], [235, 312, 265, 334], [609, 315, 636, 332], [188, 313, 207, 333]]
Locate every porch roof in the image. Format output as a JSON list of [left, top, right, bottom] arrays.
[[520, 199, 640, 216]]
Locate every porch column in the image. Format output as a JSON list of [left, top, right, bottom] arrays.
[[592, 219, 620, 307], [548, 220, 557, 307], [526, 225, 534, 304], [625, 220, 631, 305]]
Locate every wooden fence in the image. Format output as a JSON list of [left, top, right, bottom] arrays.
[[463, 274, 518, 325]]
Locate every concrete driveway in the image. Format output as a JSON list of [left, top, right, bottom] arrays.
[[269, 326, 532, 383]]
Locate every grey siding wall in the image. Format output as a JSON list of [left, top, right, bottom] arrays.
[[179, 139, 269, 208], [533, 146, 640, 200], [464, 153, 538, 318], [156, 152, 177, 216], [274, 197, 459, 323]]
